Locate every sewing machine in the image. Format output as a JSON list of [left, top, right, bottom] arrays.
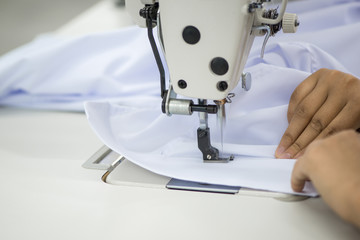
[[1, 1, 360, 239], [126, 0, 299, 162]]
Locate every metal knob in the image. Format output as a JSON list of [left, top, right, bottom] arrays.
[[242, 72, 252, 91]]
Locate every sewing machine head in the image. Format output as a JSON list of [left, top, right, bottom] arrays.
[[126, 0, 298, 162]]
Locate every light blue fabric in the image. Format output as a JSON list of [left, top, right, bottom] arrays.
[[0, 27, 158, 110], [0, 0, 359, 110], [253, 0, 360, 76]]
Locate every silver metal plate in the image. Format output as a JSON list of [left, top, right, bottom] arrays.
[[166, 178, 241, 194], [82, 145, 123, 171]]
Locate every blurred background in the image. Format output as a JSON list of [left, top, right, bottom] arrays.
[[0, 0, 105, 55]]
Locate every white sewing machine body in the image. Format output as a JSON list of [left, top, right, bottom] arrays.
[[157, 0, 255, 100], [126, 0, 298, 161], [127, 0, 296, 100]]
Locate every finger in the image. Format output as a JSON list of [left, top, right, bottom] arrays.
[[282, 93, 346, 158], [315, 102, 360, 140], [287, 72, 319, 122], [276, 87, 328, 158], [291, 159, 309, 192], [294, 149, 304, 159]]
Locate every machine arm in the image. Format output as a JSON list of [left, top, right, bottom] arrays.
[[126, 0, 298, 162]]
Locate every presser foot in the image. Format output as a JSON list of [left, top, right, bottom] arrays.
[[197, 127, 234, 163], [203, 155, 235, 163]]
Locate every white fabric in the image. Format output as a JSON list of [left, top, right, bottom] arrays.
[[0, 0, 359, 195], [85, 45, 346, 196]]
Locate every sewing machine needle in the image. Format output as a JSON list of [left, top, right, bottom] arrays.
[[215, 100, 226, 156]]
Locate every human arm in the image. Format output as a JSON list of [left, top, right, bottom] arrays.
[[275, 68, 360, 159], [291, 130, 360, 228]]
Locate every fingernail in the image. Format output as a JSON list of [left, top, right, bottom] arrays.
[[279, 152, 292, 159], [275, 146, 285, 158]]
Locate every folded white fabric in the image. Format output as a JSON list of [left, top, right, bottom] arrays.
[[85, 41, 348, 196]]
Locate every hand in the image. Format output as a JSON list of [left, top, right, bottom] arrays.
[[291, 130, 360, 228], [276, 68, 360, 159]]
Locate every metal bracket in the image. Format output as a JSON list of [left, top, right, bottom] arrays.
[[82, 145, 124, 171], [252, 25, 271, 58]]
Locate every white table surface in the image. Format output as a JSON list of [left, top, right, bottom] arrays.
[[0, 1, 359, 239]]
